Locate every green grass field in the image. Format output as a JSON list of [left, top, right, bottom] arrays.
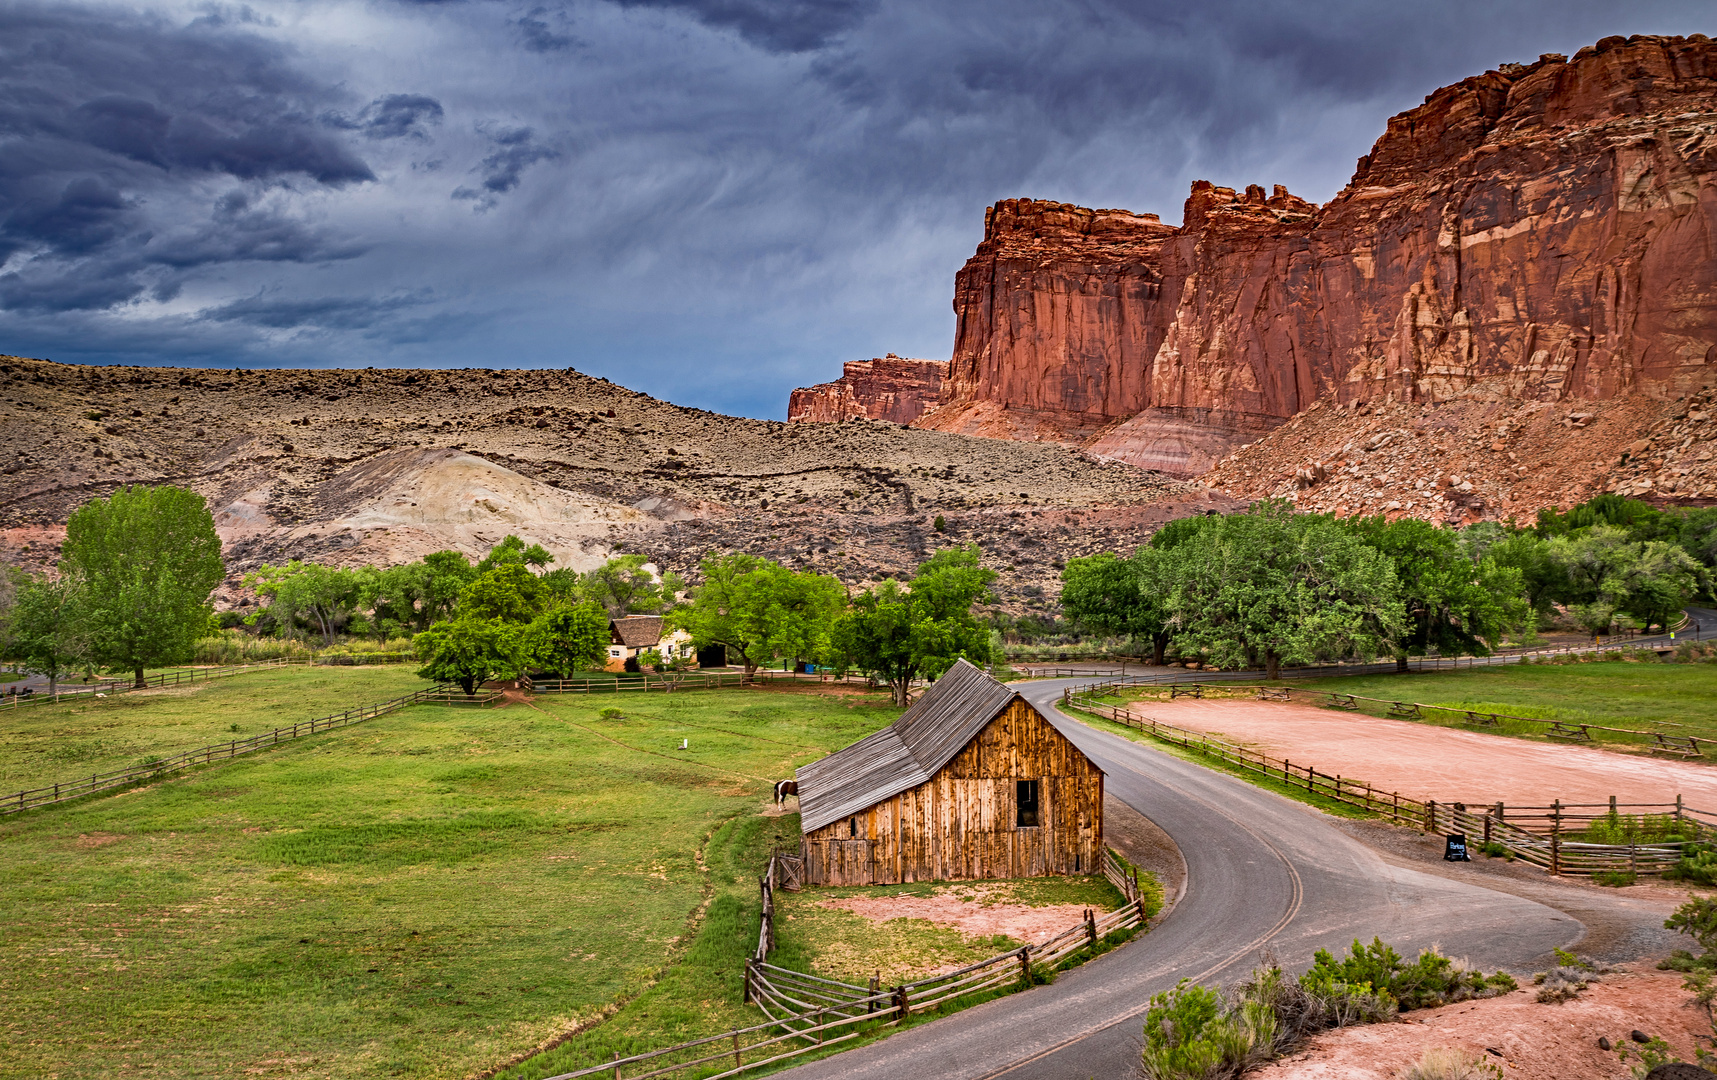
[[0, 678, 901, 1080], [1295, 659, 1717, 748], [0, 665, 427, 792]]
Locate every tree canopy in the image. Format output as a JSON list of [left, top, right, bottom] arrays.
[[61, 485, 224, 687], [674, 553, 844, 677], [831, 545, 995, 705], [1161, 502, 1405, 679]]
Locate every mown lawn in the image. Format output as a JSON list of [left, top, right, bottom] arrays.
[[1295, 659, 1717, 747], [0, 681, 901, 1079], [0, 665, 427, 792]]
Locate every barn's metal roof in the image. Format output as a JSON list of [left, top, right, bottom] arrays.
[[795, 659, 1021, 834]]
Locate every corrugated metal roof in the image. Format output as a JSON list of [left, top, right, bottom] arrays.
[[610, 616, 664, 647], [796, 658, 1020, 834]]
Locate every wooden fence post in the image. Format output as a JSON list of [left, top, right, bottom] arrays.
[[742, 958, 752, 1004], [733, 1031, 742, 1068], [1085, 908, 1098, 949], [612, 1051, 621, 1079], [1677, 794, 1685, 822], [1427, 799, 1437, 833], [894, 985, 909, 1021], [1018, 948, 1031, 987], [1550, 800, 1562, 875]]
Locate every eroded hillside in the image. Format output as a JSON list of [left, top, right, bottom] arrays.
[[0, 357, 1219, 609]]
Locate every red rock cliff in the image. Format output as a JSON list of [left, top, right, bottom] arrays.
[[788, 354, 948, 424], [915, 34, 1717, 475]]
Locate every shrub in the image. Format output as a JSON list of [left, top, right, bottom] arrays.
[[1403, 1049, 1504, 1080], [1578, 812, 1702, 846], [599, 707, 624, 720], [1138, 980, 1276, 1080], [1479, 840, 1510, 858], [1301, 939, 1514, 1011], [1664, 848, 1717, 886], [1592, 870, 1637, 887]]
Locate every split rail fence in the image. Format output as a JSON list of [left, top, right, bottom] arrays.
[[540, 849, 1150, 1080], [2, 684, 498, 815], [1063, 686, 1717, 877], [1074, 678, 1702, 754]]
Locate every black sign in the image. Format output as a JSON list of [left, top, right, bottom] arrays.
[[1444, 833, 1470, 862]]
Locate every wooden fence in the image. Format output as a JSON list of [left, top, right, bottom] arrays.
[[528, 670, 883, 695], [1, 684, 499, 815], [1062, 687, 1717, 878], [541, 849, 1149, 1080], [1074, 678, 1700, 754]]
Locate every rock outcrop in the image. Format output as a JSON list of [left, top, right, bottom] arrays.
[[914, 34, 1717, 476], [788, 354, 948, 424]]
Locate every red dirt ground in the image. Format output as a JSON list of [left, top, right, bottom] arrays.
[[817, 888, 1094, 945], [1251, 972, 1711, 1080], [1135, 700, 1717, 810]]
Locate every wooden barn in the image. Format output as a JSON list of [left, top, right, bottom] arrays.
[[795, 659, 1103, 886]]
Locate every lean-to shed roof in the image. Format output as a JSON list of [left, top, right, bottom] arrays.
[[795, 659, 1021, 834]]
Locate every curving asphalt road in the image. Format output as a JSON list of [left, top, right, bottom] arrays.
[[780, 677, 1587, 1080]]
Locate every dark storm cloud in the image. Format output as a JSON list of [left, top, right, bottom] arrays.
[[0, 2, 411, 322], [202, 289, 433, 331], [613, 0, 877, 52], [0, 0, 1710, 418], [452, 125, 559, 208], [325, 95, 447, 140]]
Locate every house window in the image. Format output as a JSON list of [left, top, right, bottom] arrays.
[[1016, 780, 1039, 827]]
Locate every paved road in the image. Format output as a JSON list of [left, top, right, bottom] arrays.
[[781, 677, 1585, 1080]]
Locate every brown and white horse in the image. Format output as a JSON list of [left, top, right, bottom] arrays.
[[773, 779, 798, 807]]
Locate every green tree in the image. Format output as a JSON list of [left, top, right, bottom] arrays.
[[8, 574, 84, 696], [358, 562, 438, 634], [525, 601, 610, 677], [1059, 549, 1175, 664], [244, 561, 361, 646], [414, 617, 525, 695], [675, 553, 844, 679], [1164, 502, 1404, 679], [1547, 527, 1707, 634], [421, 550, 477, 621], [580, 554, 682, 616], [61, 485, 224, 687], [1612, 541, 1705, 632], [459, 563, 548, 623], [1345, 515, 1528, 670], [1486, 531, 1570, 615], [476, 534, 555, 574], [830, 545, 995, 706]]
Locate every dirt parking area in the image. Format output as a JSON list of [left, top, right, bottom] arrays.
[[1136, 700, 1717, 808]]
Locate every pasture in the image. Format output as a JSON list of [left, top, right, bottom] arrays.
[[1298, 659, 1717, 746], [0, 676, 900, 1079], [0, 665, 426, 792]]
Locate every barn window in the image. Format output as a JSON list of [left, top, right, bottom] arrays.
[[1016, 780, 1039, 827], [849, 816, 858, 837]]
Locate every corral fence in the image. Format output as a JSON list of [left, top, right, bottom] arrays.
[[1, 684, 499, 815], [1062, 687, 1717, 878], [539, 849, 1150, 1080], [1072, 678, 1702, 755]]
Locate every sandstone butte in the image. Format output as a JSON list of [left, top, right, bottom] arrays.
[[787, 354, 948, 424], [888, 34, 1717, 479]]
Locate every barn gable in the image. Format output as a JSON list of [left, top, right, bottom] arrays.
[[795, 658, 1016, 834], [795, 660, 1104, 886]]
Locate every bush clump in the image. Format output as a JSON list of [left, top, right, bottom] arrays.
[[1138, 940, 1516, 1080]]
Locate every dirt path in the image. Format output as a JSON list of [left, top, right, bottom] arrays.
[[1137, 699, 1717, 809]]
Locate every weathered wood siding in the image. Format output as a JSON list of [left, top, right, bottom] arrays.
[[802, 698, 1102, 885]]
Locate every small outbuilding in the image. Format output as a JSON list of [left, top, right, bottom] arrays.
[[795, 659, 1103, 886]]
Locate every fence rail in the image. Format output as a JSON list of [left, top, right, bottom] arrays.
[[1062, 687, 1717, 878], [545, 847, 1149, 1080], [1072, 678, 1698, 751], [2, 683, 499, 815]]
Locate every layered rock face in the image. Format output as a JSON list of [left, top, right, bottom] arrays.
[[916, 34, 1717, 475], [788, 354, 948, 424]]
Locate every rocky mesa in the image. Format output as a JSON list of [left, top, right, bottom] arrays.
[[901, 34, 1717, 485], [787, 354, 948, 424]]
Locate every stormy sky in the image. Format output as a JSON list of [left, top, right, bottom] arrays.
[[0, 1, 1709, 417]]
